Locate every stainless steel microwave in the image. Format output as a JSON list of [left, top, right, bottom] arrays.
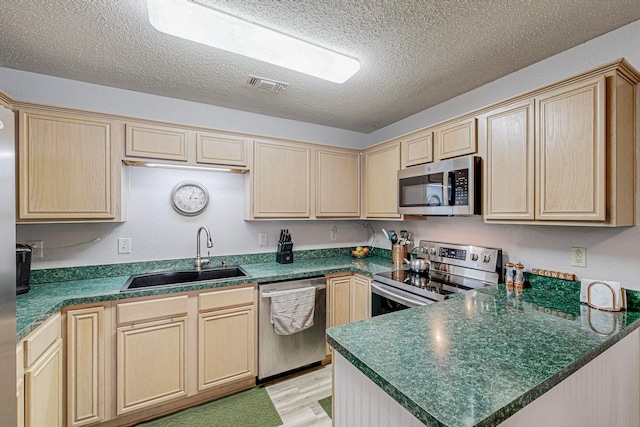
[[398, 155, 481, 216]]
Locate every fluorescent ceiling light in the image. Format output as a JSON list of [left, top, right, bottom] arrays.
[[147, 0, 360, 83]]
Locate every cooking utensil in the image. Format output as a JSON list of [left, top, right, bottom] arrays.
[[382, 228, 390, 242], [390, 233, 398, 244], [403, 257, 430, 273]]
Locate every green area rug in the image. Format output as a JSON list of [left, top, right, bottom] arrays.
[[136, 387, 282, 427], [319, 396, 332, 418]]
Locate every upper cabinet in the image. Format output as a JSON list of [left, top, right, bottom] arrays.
[[401, 129, 433, 168], [17, 109, 122, 222], [124, 121, 248, 168], [434, 116, 477, 161], [125, 122, 188, 162], [316, 147, 361, 218], [481, 64, 638, 226], [251, 139, 311, 219], [363, 140, 401, 219]]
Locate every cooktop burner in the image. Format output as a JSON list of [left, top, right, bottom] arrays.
[[373, 240, 502, 303]]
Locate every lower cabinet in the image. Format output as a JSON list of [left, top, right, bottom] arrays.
[[22, 313, 63, 427], [327, 274, 371, 352], [17, 344, 24, 427], [66, 306, 107, 427], [198, 287, 256, 391], [117, 317, 188, 414]]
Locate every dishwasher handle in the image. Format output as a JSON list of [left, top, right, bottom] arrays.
[[260, 283, 326, 298]]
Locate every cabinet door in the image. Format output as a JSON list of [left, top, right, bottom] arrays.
[[198, 305, 255, 391], [116, 317, 187, 415], [434, 117, 477, 161], [329, 277, 352, 328], [17, 375, 25, 427], [252, 140, 311, 218], [25, 339, 63, 427], [18, 110, 118, 221], [196, 132, 247, 167], [401, 130, 433, 167], [350, 275, 371, 322], [363, 140, 401, 218], [67, 307, 105, 427], [125, 122, 188, 161], [316, 148, 361, 218], [483, 100, 535, 220], [536, 77, 606, 221]]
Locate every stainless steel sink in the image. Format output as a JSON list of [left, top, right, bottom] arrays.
[[120, 266, 250, 292]]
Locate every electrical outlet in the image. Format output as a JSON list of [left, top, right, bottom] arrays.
[[26, 240, 43, 258], [571, 247, 587, 267], [258, 232, 268, 246], [330, 225, 338, 241], [118, 238, 132, 254]]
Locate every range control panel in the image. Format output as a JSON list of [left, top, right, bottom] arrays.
[[418, 240, 501, 274]]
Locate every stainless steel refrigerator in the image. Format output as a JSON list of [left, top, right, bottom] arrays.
[[0, 105, 17, 425]]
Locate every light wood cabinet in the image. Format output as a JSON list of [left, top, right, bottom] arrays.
[[116, 317, 188, 414], [401, 129, 433, 168], [482, 67, 636, 226], [17, 344, 24, 427], [198, 287, 256, 391], [23, 313, 63, 427], [115, 296, 189, 415], [328, 274, 371, 330], [125, 122, 188, 161], [124, 121, 250, 169], [251, 139, 311, 218], [363, 140, 401, 219], [536, 77, 606, 221], [66, 306, 107, 427], [316, 147, 361, 218], [351, 275, 371, 322], [196, 131, 247, 167], [17, 109, 121, 222], [434, 116, 477, 161], [483, 100, 535, 220]]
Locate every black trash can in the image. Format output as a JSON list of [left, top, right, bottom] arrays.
[[16, 244, 32, 295]]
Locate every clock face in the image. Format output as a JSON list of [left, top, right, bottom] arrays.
[[171, 181, 209, 216]]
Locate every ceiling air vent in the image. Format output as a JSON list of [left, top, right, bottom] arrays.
[[246, 75, 288, 93]]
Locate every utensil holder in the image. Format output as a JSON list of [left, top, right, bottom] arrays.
[[391, 244, 406, 265]]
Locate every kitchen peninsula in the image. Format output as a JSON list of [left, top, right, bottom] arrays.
[[327, 280, 640, 426]]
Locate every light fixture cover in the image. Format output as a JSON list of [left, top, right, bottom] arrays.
[[147, 0, 360, 83]]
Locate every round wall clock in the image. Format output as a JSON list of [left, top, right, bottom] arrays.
[[170, 181, 209, 216]]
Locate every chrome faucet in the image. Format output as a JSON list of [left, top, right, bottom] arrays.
[[195, 226, 213, 269]]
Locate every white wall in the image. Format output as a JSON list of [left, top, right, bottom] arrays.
[[17, 166, 369, 269], [371, 19, 640, 291], [9, 19, 640, 291]]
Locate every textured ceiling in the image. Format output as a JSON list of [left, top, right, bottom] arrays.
[[1, 1, 640, 133]]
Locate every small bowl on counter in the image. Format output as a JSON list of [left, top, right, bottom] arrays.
[[351, 247, 371, 258]]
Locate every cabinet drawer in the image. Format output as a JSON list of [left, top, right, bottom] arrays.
[[199, 286, 255, 312], [117, 295, 188, 325], [24, 313, 61, 368]]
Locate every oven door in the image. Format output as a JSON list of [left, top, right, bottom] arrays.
[[370, 281, 434, 317]]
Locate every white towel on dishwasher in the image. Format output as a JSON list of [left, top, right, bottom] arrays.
[[269, 286, 316, 336]]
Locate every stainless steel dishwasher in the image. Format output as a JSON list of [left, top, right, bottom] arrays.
[[258, 276, 326, 381]]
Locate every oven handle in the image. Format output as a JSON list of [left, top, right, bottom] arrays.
[[370, 281, 432, 308]]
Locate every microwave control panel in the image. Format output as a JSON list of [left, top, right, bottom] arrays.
[[453, 169, 468, 205]]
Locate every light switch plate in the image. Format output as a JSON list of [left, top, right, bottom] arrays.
[[118, 238, 132, 254]]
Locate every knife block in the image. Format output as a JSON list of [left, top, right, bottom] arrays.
[[276, 242, 293, 264]]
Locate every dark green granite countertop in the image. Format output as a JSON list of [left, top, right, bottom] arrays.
[[17, 254, 393, 341], [326, 283, 640, 427]]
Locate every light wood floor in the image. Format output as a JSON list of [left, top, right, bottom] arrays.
[[266, 364, 333, 427]]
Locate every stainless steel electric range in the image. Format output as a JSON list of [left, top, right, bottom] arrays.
[[371, 240, 502, 316]]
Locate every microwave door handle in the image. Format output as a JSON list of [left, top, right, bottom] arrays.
[[447, 171, 455, 206]]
